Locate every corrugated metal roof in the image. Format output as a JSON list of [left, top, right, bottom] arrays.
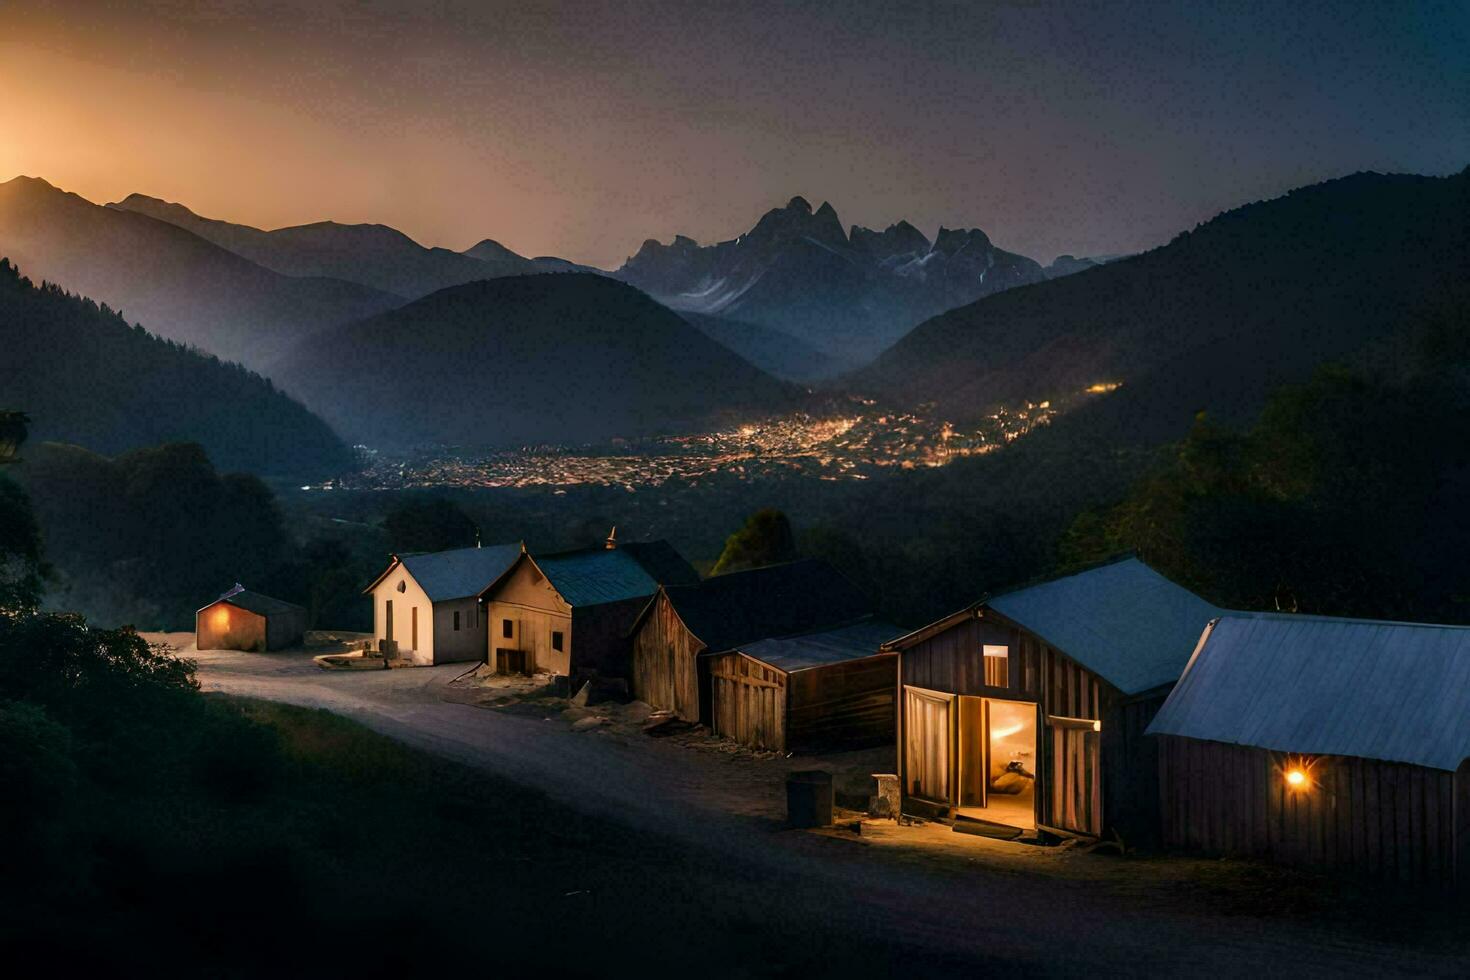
[[201, 583, 303, 617], [536, 543, 694, 607], [400, 544, 522, 601], [738, 620, 901, 673], [985, 557, 1223, 695], [1147, 613, 1470, 771], [655, 559, 873, 654]]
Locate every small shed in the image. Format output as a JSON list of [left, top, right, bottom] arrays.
[[709, 620, 901, 754], [196, 584, 306, 652], [884, 557, 1221, 841], [363, 543, 522, 665], [478, 539, 698, 677], [1148, 612, 1470, 885], [628, 559, 874, 725]]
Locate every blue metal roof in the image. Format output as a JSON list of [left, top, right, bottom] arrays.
[[1147, 613, 1470, 771], [985, 558, 1223, 695], [535, 547, 666, 607], [399, 544, 522, 601], [738, 619, 902, 673]]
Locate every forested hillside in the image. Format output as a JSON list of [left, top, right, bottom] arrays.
[[0, 177, 399, 367], [857, 169, 1470, 448], [276, 273, 797, 448], [0, 259, 352, 477]]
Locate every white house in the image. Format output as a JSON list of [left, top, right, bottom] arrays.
[[363, 543, 522, 665]]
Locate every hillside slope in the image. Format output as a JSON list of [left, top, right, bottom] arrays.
[[0, 258, 351, 478], [855, 169, 1470, 445], [111, 194, 591, 297], [0, 177, 400, 367], [274, 274, 797, 448]]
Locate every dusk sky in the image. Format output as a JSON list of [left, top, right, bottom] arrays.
[[4, 0, 1465, 268]]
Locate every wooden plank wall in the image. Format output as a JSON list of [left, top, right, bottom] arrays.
[[1101, 692, 1169, 848], [787, 655, 897, 755], [899, 610, 1123, 837], [1158, 735, 1458, 885], [710, 653, 786, 751], [570, 596, 646, 678], [629, 594, 704, 721]]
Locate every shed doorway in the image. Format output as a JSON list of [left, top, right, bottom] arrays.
[[957, 696, 1037, 829]]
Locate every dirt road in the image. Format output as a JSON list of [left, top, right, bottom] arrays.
[[182, 641, 1470, 976]]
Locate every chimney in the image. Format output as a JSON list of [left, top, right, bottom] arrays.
[[605, 526, 617, 550]]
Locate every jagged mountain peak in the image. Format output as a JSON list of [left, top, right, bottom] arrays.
[[933, 226, 993, 255], [613, 196, 1045, 367]]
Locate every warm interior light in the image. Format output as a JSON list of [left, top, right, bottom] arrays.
[[211, 607, 230, 630], [1285, 768, 1306, 788]]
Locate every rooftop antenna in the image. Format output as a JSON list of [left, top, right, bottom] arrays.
[[606, 526, 618, 550]]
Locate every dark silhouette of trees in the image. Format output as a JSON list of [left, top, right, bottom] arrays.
[[0, 258, 352, 478], [382, 497, 478, 554], [712, 508, 797, 575]]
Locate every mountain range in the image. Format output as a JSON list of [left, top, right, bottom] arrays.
[[273, 273, 797, 448], [110, 193, 594, 299], [855, 168, 1470, 447], [0, 176, 401, 368], [0, 258, 351, 477], [613, 195, 1049, 373]]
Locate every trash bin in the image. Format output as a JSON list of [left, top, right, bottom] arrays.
[[786, 770, 834, 828]]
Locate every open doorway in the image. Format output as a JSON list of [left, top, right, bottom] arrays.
[[957, 696, 1037, 829]]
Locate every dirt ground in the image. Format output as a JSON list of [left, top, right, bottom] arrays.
[[148, 634, 1470, 974]]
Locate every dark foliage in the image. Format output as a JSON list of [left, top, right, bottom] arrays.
[[711, 507, 798, 575], [382, 496, 479, 553], [16, 441, 292, 628], [0, 258, 353, 477], [1061, 366, 1470, 621], [0, 476, 45, 613]]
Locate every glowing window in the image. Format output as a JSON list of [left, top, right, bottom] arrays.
[[983, 644, 1010, 686]]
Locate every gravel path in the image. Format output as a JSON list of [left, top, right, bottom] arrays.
[[175, 639, 1470, 976]]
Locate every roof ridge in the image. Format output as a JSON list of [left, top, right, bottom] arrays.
[[1221, 609, 1470, 632]]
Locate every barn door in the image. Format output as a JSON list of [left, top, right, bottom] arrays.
[[904, 687, 954, 803], [1047, 715, 1102, 836]]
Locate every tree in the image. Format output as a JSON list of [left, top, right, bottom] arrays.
[[0, 476, 45, 613], [712, 508, 797, 575], [382, 497, 478, 554], [1059, 365, 1470, 621]]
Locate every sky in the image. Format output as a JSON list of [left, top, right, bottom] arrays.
[[2, 0, 1466, 268]]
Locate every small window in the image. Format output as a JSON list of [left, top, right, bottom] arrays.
[[453, 610, 461, 631], [502, 619, 514, 639], [983, 644, 1010, 687], [551, 630, 564, 652], [396, 581, 406, 593]]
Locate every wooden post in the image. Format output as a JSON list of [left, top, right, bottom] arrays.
[[1454, 758, 1470, 889]]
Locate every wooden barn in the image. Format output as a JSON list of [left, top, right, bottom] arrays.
[[709, 620, 901, 754], [363, 543, 522, 666], [478, 537, 697, 677], [195, 584, 307, 652], [1148, 613, 1470, 885], [628, 558, 874, 726], [883, 557, 1221, 843]]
